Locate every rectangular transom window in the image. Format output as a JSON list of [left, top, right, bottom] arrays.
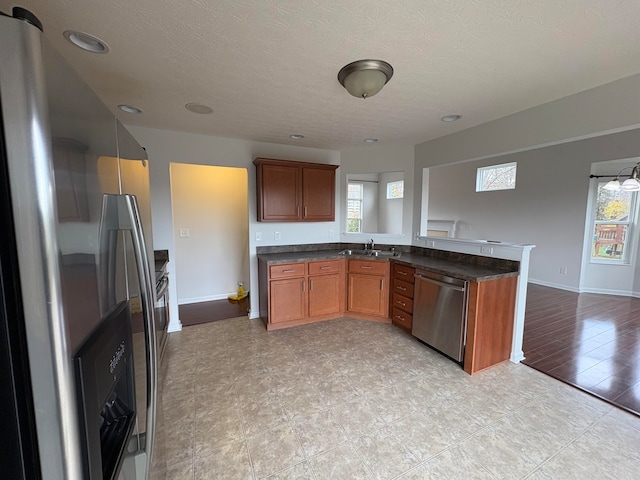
[[386, 180, 404, 199], [476, 162, 517, 192]]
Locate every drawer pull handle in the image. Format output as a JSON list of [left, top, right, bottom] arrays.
[[398, 271, 407, 276], [395, 315, 405, 321], [320, 266, 331, 270], [282, 269, 296, 273], [361, 265, 372, 269], [397, 301, 406, 307], [397, 286, 407, 291]]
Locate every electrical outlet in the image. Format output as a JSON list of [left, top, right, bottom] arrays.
[[179, 228, 190, 238], [329, 229, 334, 238], [480, 246, 493, 255], [274, 231, 281, 240], [426, 240, 435, 248], [560, 267, 568, 275], [255, 232, 262, 241]]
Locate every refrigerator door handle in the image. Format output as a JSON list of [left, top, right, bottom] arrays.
[[116, 194, 158, 475]]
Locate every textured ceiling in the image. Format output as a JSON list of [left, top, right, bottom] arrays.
[[3, 0, 640, 150]]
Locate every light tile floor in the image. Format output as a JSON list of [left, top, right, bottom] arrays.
[[155, 317, 640, 480]]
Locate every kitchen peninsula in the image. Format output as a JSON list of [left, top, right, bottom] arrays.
[[257, 240, 531, 374]]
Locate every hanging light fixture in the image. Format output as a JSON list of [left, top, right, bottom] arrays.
[[602, 162, 640, 191], [621, 164, 640, 191], [337, 59, 394, 99]]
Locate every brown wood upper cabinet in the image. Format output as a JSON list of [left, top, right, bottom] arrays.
[[254, 158, 338, 222]]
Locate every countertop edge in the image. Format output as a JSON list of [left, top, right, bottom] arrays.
[[257, 250, 518, 282]]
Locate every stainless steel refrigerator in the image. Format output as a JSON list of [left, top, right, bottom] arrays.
[[0, 8, 163, 479]]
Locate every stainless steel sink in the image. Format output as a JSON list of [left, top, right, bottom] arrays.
[[339, 249, 400, 257]]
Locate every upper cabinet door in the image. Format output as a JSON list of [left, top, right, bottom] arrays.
[[302, 166, 335, 221], [258, 162, 301, 221], [254, 158, 337, 222]]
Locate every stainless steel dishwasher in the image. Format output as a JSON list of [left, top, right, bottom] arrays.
[[412, 269, 469, 362]]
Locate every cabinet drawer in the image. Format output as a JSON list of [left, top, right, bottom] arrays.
[[308, 259, 342, 275], [348, 259, 388, 275], [393, 279, 414, 298], [391, 307, 412, 331], [393, 263, 415, 280], [392, 293, 413, 313], [269, 262, 305, 279]]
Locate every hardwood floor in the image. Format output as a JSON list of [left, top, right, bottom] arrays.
[[179, 295, 249, 327], [523, 283, 640, 416]]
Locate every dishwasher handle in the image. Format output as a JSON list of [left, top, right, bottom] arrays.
[[414, 273, 466, 292]]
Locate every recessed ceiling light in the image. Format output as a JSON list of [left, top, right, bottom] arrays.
[[63, 30, 110, 54], [118, 104, 143, 114], [364, 138, 378, 143], [185, 103, 213, 114], [289, 134, 305, 140], [441, 114, 462, 122]]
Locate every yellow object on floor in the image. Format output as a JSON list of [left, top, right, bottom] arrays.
[[228, 282, 248, 301]]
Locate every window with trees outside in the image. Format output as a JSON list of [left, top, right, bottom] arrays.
[[476, 162, 517, 192], [347, 183, 363, 233], [591, 182, 637, 262], [386, 180, 404, 199]]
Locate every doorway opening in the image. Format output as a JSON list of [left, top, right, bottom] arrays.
[[169, 163, 250, 326]]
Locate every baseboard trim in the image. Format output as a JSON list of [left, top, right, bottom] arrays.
[[579, 287, 635, 297], [178, 292, 234, 305], [528, 278, 580, 293], [529, 278, 639, 298]]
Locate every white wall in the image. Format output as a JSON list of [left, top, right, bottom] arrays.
[[425, 129, 640, 294], [127, 126, 339, 328], [170, 163, 249, 304], [340, 143, 415, 244]]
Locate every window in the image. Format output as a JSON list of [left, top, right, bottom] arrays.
[[386, 180, 404, 199], [476, 162, 517, 192], [591, 182, 637, 262], [347, 183, 363, 233]]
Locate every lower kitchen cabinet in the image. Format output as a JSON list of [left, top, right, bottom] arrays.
[[391, 262, 415, 332], [308, 273, 341, 317], [347, 260, 389, 319], [270, 277, 306, 324], [258, 258, 345, 330], [464, 276, 518, 374]]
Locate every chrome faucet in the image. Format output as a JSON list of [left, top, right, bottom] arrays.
[[366, 239, 375, 250]]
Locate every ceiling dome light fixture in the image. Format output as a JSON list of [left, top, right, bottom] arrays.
[[289, 134, 305, 140], [63, 30, 110, 53], [337, 59, 393, 99], [441, 115, 462, 122], [117, 104, 143, 114], [185, 103, 213, 114]]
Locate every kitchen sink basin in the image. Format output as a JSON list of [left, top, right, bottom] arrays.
[[339, 249, 400, 257]]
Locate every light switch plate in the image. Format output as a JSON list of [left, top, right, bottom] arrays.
[[179, 228, 190, 238], [274, 231, 281, 240], [480, 245, 493, 255], [255, 232, 262, 241]]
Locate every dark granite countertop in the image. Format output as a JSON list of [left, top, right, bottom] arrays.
[[257, 249, 518, 282]]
